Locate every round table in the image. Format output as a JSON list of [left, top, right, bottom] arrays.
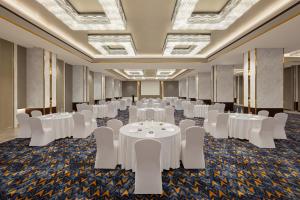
[[194, 105, 209, 118], [137, 108, 165, 121], [119, 121, 181, 171], [92, 105, 108, 118], [228, 113, 266, 140], [110, 101, 120, 110], [39, 113, 74, 139]]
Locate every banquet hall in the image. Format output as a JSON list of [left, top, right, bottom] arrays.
[[0, 0, 299, 199]]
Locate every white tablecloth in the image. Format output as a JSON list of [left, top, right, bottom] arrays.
[[39, 113, 74, 139], [110, 101, 120, 110], [142, 103, 161, 108], [137, 108, 165, 121], [228, 113, 266, 140], [194, 105, 209, 118], [119, 121, 181, 171], [92, 105, 108, 118]]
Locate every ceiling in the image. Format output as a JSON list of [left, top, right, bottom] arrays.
[[0, 0, 299, 80]]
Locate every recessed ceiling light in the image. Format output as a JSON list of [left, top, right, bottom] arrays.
[[172, 0, 260, 30], [35, 0, 126, 30], [163, 34, 210, 56], [88, 35, 136, 56]]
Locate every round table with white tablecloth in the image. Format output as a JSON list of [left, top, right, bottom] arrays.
[[142, 102, 161, 108], [137, 108, 165, 121], [110, 101, 120, 110], [119, 121, 181, 171], [92, 105, 108, 118], [39, 113, 74, 139], [228, 113, 266, 140], [194, 105, 209, 118]]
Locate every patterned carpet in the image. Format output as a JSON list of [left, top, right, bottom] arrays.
[[0, 110, 299, 199]]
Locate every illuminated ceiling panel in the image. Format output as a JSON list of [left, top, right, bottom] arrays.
[[88, 35, 136, 57], [172, 0, 260, 30], [35, 0, 126, 30], [163, 34, 211, 56]]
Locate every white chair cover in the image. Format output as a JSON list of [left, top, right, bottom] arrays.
[[29, 118, 54, 146], [107, 119, 123, 140], [273, 113, 288, 139], [181, 126, 205, 169], [146, 109, 155, 121], [165, 106, 175, 124], [204, 110, 218, 133], [258, 110, 269, 117], [16, 113, 31, 138], [81, 110, 97, 131], [249, 117, 275, 148], [184, 103, 194, 118], [119, 100, 127, 110], [107, 103, 118, 118], [134, 139, 162, 194], [179, 119, 195, 141], [94, 127, 118, 169], [129, 106, 138, 123], [175, 100, 183, 110], [31, 110, 42, 117], [136, 101, 143, 108], [73, 112, 92, 138], [211, 113, 229, 138], [218, 104, 226, 113]]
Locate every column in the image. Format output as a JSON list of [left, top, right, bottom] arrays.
[[243, 48, 284, 116], [212, 65, 234, 110], [72, 65, 88, 104], [188, 76, 197, 100], [198, 72, 211, 104]]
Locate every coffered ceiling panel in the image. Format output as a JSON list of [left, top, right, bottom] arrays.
[[67, 0, 105, 14], [194, 0, 229, 13]]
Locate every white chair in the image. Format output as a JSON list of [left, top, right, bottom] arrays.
[[196, 100, 204, 105], [129, 106, 138, 123], [31, 110, 42, 117], [94, 127, 118, 169], [107, 103, 118, 118], [185, 103, 194, 118], [273, 113, 288, 139], [218, 104, 226, 113], [211, 113, 229, 138], [179, 119, 195, 141], [175, 100, 183, 110], [134, 139, 162, 194], [29, 118, 54, 146], [181, 126, 205, 169], [165, 106, 175, 124], [146, 109, 155, 121], [258, 110, 269, 117], [119, 100, 127, 111], [76, 104, 83, 112], [203, 110, 218, 133], [81, 110, 97, 131], [249, 118, 276, 148], [107, 119, 123, 140], [16, 113, 31, 138], [73, 112, 92, 138]]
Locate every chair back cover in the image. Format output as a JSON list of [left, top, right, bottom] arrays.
[[207, 110, 218, 123], [134, 139, 162, 194], [81, 110, 93, 123], [179, 119, 195, 140], [258, 110, 269, 117], [29, 118, 44, 135], [260, 118, 275, 133], [73, 112, 85, 127], [107, 119, 123, 140], [95, 127, 114, 150], [17, 113, 30, 126], [165, 106, 175, 124], [274, 112, 288, 126], [31, 110, 42, 117], [185, 126, 205, 150]]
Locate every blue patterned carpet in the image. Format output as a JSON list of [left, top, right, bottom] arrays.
[[0, 110, 299, 199]]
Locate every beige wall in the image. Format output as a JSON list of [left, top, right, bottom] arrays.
[[88, 71, 94, 104], [164, 81, 179, 97], [0, 39, 14, 130], [65, 64, 73, 112]]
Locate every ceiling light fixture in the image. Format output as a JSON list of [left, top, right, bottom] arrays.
[[163, 34, 210, 56], [35, 0, 126, 30], [156, 69, 176, 76], [285, 50, 300, 57], [124, 69, 144, 76], [88, 35, 136, 56], [172, 0, 260, 30]]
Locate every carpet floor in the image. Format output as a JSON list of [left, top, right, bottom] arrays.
[[0, 110, 299, 199]]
